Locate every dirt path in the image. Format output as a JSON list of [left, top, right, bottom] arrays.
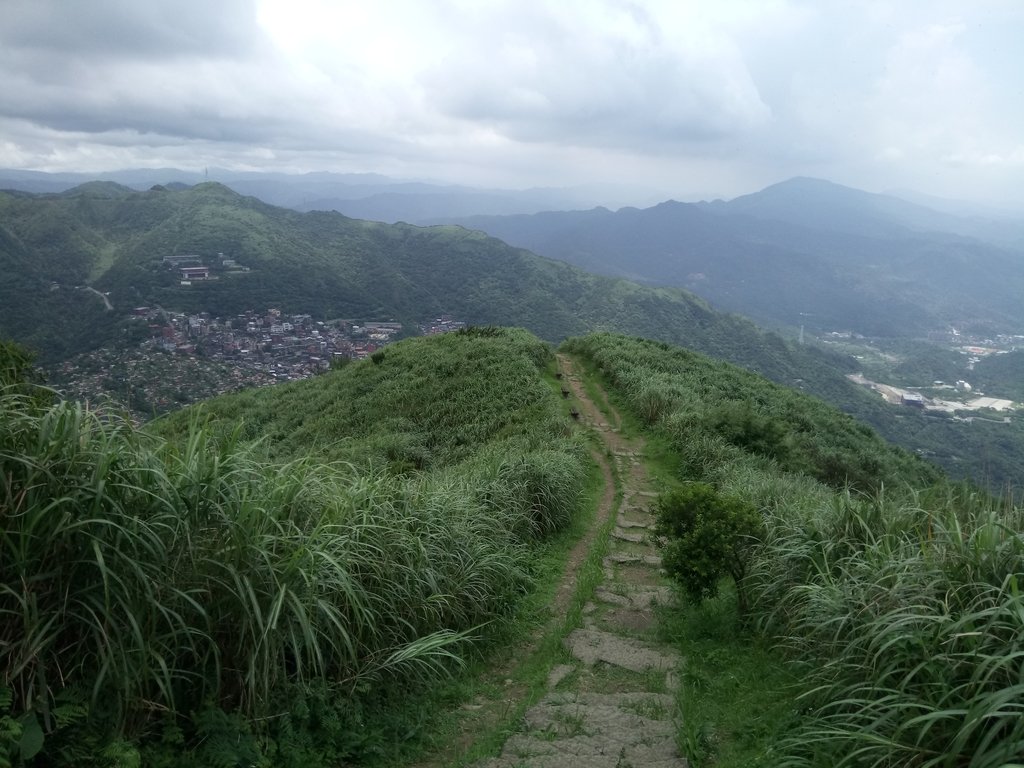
[[423, 355, 688, 767]]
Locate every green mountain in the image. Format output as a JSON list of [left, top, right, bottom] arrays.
[[2, 182, 1021, 490], [434, 178, 1024, 337], [0, 182, 848, 384]]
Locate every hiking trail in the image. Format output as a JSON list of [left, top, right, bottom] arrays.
[[417, 354, 689, 767]]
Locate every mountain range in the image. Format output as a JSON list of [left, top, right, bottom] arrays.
[[0, 181, 847, 391], [9, 170, 1024, 339], [434, 177, 1024, 337], [3, 177, 1024, 490], [0, 167, 665, 221]]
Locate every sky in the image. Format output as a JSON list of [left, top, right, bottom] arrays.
[[1, 0, 1022, 205]]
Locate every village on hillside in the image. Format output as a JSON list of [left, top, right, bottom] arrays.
[[51, 308, 467, 420]]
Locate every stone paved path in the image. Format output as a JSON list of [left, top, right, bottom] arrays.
[[473, 356, 688, 768]]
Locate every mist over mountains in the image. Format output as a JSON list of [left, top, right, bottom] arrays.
[[435, 177, 1024, 337]]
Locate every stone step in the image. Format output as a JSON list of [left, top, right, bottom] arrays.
[[595, 585, 674, 610], [479, 693, 687, 768], [612, 528, 645, 543], [565, 627, 676, 673], [605, 552, 662, 567]]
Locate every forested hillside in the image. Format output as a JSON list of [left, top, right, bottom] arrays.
[[0, 329, 587, 765], [437, 178, 1024, 337], [4, 182, 1023, 490], [0, 182, 828, 370], [0, 181, 864, 417]]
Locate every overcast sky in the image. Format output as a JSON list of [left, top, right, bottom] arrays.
[[1, 0, 1022, 205]]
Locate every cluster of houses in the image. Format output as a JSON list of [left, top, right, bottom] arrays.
[[131, 307, 466, 380], [52, 345, 277, 419], [53, 308, 468, 420], [420, 316, 468, 336], [134, 307, 401, 378]]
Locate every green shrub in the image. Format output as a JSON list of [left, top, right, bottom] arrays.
[[704, 400, 792, 463], [654, 483, 763, 614]]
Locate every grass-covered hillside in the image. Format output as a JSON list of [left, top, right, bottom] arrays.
[[155, 326, 569, 470], [565, 333, 1024, 767], [0, 182, 897, 476], [0, 328, 587, 767], [565, 333, 941, 492]]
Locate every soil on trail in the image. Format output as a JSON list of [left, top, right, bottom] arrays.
[[425, 355, 689, 767]]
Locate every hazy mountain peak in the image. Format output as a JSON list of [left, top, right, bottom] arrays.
[[189, 181, 243, 198], [765, 175, 843, 190], [59, 180, 135, 199], [734, 176, 876, 205]]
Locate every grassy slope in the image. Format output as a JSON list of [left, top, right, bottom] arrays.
[[565, 333, 1023, 767], [1, 328, 588, 766], [563, 332, 940, 491], [154, 326, 569, 469]]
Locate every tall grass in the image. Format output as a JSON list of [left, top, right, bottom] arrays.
[[1, 373, 585, 762], [750, 498, 1024, 767], [566, 332, 1024, 766]]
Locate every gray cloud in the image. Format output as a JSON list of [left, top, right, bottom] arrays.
[[423, 3, 770, 151], [0, 0, 285, 146], [0, 0, 261, 59], [0, 0, 1021, 206]]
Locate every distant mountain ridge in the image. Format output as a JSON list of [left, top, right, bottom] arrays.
[[704, 177, 1024, 245], [435, 177, 1024, 337], [0, 167, 665, 222]]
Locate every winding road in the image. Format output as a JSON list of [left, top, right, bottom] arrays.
[[81, 285, 113, 310]]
